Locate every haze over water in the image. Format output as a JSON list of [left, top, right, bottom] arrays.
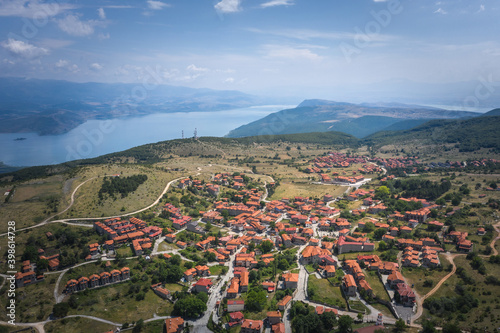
[[0, 106, 290, 167]]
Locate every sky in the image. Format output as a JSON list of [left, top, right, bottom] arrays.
[[0, 0, 499, 103]]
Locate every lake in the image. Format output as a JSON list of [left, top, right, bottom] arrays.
[[0, 105, 291, 167]]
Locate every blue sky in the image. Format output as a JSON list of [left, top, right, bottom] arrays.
[[0, 0, 499, 100]]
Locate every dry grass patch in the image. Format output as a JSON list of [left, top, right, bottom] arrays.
[[45, 317, 117, 333]]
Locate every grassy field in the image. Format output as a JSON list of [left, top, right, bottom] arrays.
[[157, 241, 179, 252], [0, 273, 60, 323], [363, 270, 390, 302], [141, 319, 165, 333], [45, 317, 117, 333], [401, 256, 451, 296], [307, 276, 347, 310], [370, 302, 396, 319], [0, 200, 52, 231], [0, 175, 68, 230], [209, 265, 228, 276], [418, 255, 500, 331], [270, 180, 345, 201], [67, 282, 173, 323], [59, 164, 180, 219], [348, 299, 369, 313], [115, 245, 133, 257]]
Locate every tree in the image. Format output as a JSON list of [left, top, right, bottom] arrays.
[[204, 251, 217, 262], [246, 289, 266, 312], [278, 258, 289, 270], [204, 221, 212, 231], [394, 318, 406, 332], [421, 319, 437, 333], [164, 265, 183, 283], [260, 240, 273, 254], [378, 241, 387, 251], [249, 270, 261, 283], [337, 315, 353, 333], [363, 222, 375, 233], [132, 319, 144, 333], [52, 303, 70, 318], [375, 186, 390, 199], [442, 322, 461, 333], [320, 311, 337, 330], [373, 228, 386, 240], [173, 295, 207, 318]]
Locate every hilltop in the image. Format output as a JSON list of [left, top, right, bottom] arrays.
[[226, 100, 480, 138]]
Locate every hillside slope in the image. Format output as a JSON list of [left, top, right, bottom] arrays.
[[226, 100, 480, 138], [364, 115, 500, 152]]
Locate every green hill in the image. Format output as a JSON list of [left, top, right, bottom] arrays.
[[364, 115, 500, 152]]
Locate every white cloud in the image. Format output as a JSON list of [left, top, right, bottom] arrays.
[[97, 7, 106, 19], [214, 0, 241, 13], [1, 38, 49, 58], [373, 0, 387, 2], [102, 5, 135, 9], [434, 8, 447, 14], [54, 59, 79, 72], [263, 44, 322, 61], [98, 32, 110, 40], [147, 1, 169, 10], [0, 0, 76, 18], [187, 64, 208, 72], [55, 59, 68, 67], [90, 63, 103, 71], [56, 14, 102, 36], [260, 0, 293, 8], [224, 77, 235, 83], [477, 4, 485, 13], [248, 28, 396, 43]]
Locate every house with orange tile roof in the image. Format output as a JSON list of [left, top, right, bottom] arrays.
[[315, 306, 338, 315], [183, 268, 197, 282], [358, 279, 373, 297], [342, 274, 357, 297], [282, 272, 299, 289], [267, 311, 281, 325], [121, 267, 130, 279], [277, 295, 292, 311], [272, 323, 286, 333], [176, 241, 187, 249], [241, 319, 263, 333], [194, 278, 213, 293], [164, 317, 184, 333], [227, 278, 240, 299], [387, 271, 405, 287], [337, 236, 375, 254], [227, 300, 245, 312]]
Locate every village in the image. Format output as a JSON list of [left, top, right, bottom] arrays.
[[8, 151, 500, 333]]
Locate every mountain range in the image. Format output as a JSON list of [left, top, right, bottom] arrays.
[[0, 77, 266, 135], [226, 99, 481, 138]]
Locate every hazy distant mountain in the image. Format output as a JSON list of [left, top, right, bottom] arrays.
[[480, 108, 500, 117], [0, 77, 266, 135], [226, 99, 481, 138]]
